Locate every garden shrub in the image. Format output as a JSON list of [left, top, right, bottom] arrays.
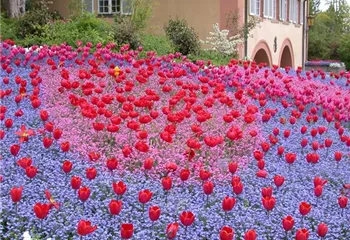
[[140, 34, 173, 56], [188, 50, 232, 66], [337, 33, 350, 70], [17, 13, 113, 47], [113, 16, 140, 49], [17, 0, 54, 38], [164, 18, 200, 55], [0, 13, 20, 40]]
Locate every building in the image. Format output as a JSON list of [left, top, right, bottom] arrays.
[[50, 0, 309, 68]]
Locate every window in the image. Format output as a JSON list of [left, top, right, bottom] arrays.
[[264, 0, 276, 19], [289, 0, 298, 23], [279, 0, 287, 21], [98, 0, 132, 14], [250, 0, 260, 16], [84, 0, 94, 13], [300, 3, 304, 24]]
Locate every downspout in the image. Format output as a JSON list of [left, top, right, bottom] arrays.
[[244, 0, 248, 58], [301, 0, 307, 70]]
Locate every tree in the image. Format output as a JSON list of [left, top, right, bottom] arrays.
[[310, 0, 321, 15], [3, 0, 26, 18]]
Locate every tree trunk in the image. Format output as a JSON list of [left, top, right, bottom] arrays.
[[5, 0, 26, 18]]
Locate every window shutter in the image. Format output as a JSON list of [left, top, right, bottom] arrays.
[[84, 0, 94, 13], [121, 0, 133, 15]]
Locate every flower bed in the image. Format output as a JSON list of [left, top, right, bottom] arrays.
[[0, 42, 350, 240]]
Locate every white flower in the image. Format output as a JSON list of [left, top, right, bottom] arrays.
[[201, 23, 242, 55], [23, 231, 32, 240]]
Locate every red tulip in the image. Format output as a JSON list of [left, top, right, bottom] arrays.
[[10, 144, 20, 156], [78, 186, 91, 202], [314, 185, 323, 197], [71, 176, 82, 190], [338, 196, 348, 208], [179, 211, 195, 226], [244, 229, 257, 240], [313, 177, 327, 187], [233, 181, 243, 195], [222, 196, 236, 212], [257, 160, 265, 170], [299, 202, 311, 216], [274, 175, 285, 187], [33, 203, 50, 219], [5, 118, 13, 128], [25, 166, 37, 179], [135, 140, 149, 152], [220, 226, 234, 240], [17, 157, 32, 169], [40, 110, 49, 121], [138, 189, 152, 204], [285, 153, 296, 164], [86, 167, 97, 180], [43, 137, 53, 148], [180, 169, 190, 181], [282, 215, 294, 231], [203, 181, 214, 195], [149, 205, 161, 221], [165, 162, 177, 172], [62, 160, 72, 174], [295, 228, 309, 240], [166, 222, 179, 239], [109, 199, 122, 215], [262, 196, 276, 211], [121, 223, 133, 239], [143, 158, 154, 170], [317, 223, 328, 237], [199, 169, 211, 181], [261, 187, 273, 198], [162, 176, 172, 191], [77, 220, 97, 236], [10, 186, 23, 203], [60, 141, 70, 152], [228, 162, 238, 174], [44, 122, 54, 132], [113, 181, 127, 196], [334, 152, 342, 162], [324, 139, 332, 148], [253, 150, 264, 160], [256, 169, 268, 178], [53, 128, 62, 140], [106, 158, 118, 171]]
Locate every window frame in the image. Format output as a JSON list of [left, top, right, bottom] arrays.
[[289, 0, 298, 23], [264, 0, 277, 19], [279, 0, 287, 21], [250, 0, 261, 16], [98, 0, 124, 14]]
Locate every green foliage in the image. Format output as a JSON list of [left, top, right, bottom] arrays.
[[113, 15, 140, 49], [337, 33, 350, 70], [188, 50, 232, 66], [16, 13, 113, 47], [164, 18, 200, 55], [69, 0, 85, 19], [17, 0, 54, 38], [140, 34, 173, 56], [130, 0, 153, 32], [308, 1, 350, 64], [112, 0, 153, 49], [0, 13, 20, 40]]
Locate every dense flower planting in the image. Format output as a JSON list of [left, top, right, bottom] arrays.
[[0, 41, 350, 240]]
